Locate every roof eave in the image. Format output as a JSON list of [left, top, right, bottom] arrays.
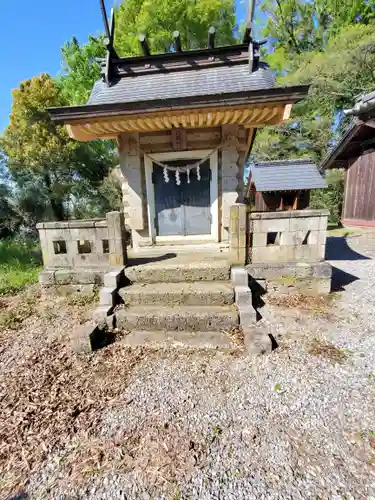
[[48, 85, 310, 125], [320, 121, 361, 170]]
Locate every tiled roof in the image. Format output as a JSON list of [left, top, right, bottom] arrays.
[[88, 63, 275, 106], [250, 159, 327, 192]]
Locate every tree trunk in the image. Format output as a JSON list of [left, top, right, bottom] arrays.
[[43, 171, 65, 221]]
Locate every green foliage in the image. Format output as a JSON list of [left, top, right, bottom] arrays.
[[261, 0, 375, 61], [0, 239, 42, 296], [310, 169, 345, 225], [114, 0, 237, 55], [0, 156, 21, 238], [59, 36, 106, 105], [255, 24, 375, 164], [1, 71, 119, 223], [1, 75, 79, 220]]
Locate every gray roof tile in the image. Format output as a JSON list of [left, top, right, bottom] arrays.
[[88, 63, 275, 105], [251, 160, 327, 192]]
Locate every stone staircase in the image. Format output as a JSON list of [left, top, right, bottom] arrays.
[[115, 260, 239, 345], [91, 250, 274, 352]]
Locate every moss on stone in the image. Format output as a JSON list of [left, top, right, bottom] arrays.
[[272, 276, 299, 286]]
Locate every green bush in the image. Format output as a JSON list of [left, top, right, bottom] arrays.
[[0, 239, 42, 295], [310, 169, 344, 226]]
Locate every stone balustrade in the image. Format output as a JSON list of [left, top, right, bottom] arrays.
[[249, 209, 329, 263], [37, 211, 127, 287]]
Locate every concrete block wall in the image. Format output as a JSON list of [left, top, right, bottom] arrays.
[[37, 211, 127, 271], [248, 209, 329, 264]]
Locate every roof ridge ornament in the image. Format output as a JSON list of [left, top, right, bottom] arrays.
[[243, 0, 267, 73], [100, 0, 117, 86]]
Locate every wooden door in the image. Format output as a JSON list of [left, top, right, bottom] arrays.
[[153, 159, 211, 236]]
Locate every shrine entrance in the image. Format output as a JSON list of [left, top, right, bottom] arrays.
[[145, 150, 219, 243], [153, 159, 211, 236]]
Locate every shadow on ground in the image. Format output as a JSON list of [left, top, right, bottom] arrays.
[[326, 237, 371, 261], [127, 253, 177, 266], [331, 265, 360, 292]]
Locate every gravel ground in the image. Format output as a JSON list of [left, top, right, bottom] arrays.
[[3, 234, 375, 499]]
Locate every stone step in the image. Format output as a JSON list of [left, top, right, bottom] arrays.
[[116, 305, 239, 332], [119, 330, 240, 350], [124, 260, 230, 284], [119, 281, 234, 306]]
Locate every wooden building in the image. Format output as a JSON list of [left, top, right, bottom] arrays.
[[321, 91, 375, 227], [245, 159, 326, 211], [48, 8, 309, 248]]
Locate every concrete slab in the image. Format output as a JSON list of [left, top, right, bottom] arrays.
[[125, 258, 231, 283], [119, 281, 234, 306], [120, 330, 239, 350], [116, 305, 239, 332]]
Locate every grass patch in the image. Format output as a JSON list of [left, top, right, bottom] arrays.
[[308, 339, 348, 363], [0, 239, 42, 296], [328, 227, 361, 238]]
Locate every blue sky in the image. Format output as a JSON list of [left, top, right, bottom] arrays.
[[0, 0, 248, 134], [0, 0, 105, 133]]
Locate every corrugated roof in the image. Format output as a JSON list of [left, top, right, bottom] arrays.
[[88, 63, 275, 106], [250, 160, 327, 192]]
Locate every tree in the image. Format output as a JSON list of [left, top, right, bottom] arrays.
[[310, 169, 345, 225], [114, 0, 237, 55], [1, 75, 78, 220], [0, 154, 21, 238], [0, 74, 117, 221], [58, 36, 106, 105], [261, 0, 375, 69], [253, 23, 375, 162]]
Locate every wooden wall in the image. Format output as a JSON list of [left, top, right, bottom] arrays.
[[343, 151, 375, 224], [253, 190, 310, 211]]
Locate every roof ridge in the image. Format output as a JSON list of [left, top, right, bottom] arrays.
[[255, 159, 315, 167]]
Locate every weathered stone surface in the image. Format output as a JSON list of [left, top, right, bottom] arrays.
[[119, 281, 234, 306], [239, 307, 257, 326], [116, 305, 238, 332], [243, 326, 272, 355], [53, 284, 95, 297], [93, 306, 114, 324], [234, 286, 252, 308], [252, 232, 267, 247], [319, 215, 328, 231], [311, 261, 332, 278], [289, 216, 320, 232], [54, 270, 74, 285], [120, 330, 238, 350], [267, 277, 331, 295], [104, 268, 125, 288], [252, 218, 290, 233], [38, 270, 55, 286], [99, 287, 117, 306], [71, 322, 96, 354], [231, 267, 249, 287], [249, 209, 329, 220], [125, 261, 231, 284], [246, 261, 332, 280], [252, 245, 296, 263]]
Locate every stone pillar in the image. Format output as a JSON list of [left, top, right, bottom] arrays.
[[106, 211, 127, 267], [229, 204, 247, 265], [119, 133, 145, 230]]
